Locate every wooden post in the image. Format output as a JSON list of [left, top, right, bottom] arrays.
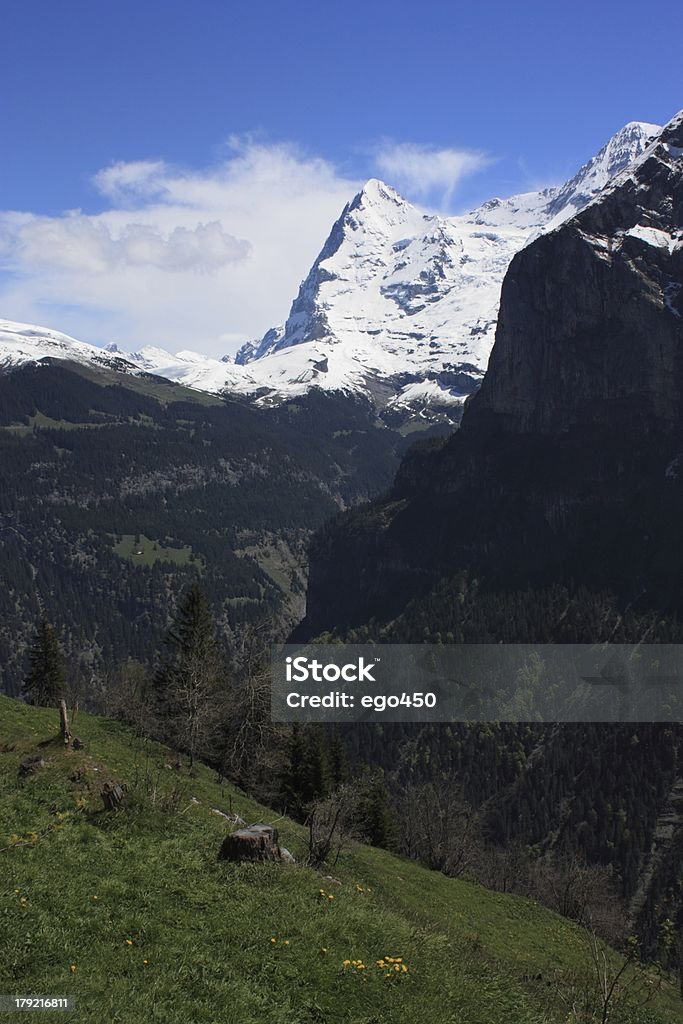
[[59, 700, 71, 747]]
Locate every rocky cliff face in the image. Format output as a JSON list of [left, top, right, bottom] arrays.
[[299, 112, 683, 638], [468, 116, 683, 439]]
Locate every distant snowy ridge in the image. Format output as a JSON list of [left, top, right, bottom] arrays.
[[0, 120, 664, 421], [0, 321, 256, 394], [0, 319, 141, 375]]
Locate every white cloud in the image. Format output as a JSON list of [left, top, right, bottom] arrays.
[[93, 160, 168, 203], [374, 140, 491, 208], [9, 215, 249, 274], [0, 136, 492, 356], [0, 139, 361, 356]]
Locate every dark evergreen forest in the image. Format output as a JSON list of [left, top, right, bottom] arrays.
[[0, 361, 427, 696]]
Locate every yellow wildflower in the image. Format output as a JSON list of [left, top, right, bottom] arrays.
[[270, 938, 277, 944], [283, 940, 290, 946], [125, 939, 134, 946], [69, 965, 77, 973]]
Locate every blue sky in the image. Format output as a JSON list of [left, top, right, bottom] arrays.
[[0, 0, 680, 354]]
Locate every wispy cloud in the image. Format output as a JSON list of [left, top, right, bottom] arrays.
[[374, 140, 492, 209], [93, 160, 169, 204]]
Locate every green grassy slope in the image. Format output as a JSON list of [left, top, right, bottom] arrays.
[[1, 695, 680, 1024]]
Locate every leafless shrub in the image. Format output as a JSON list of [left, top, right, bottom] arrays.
[[395, 781, 481, 878], [529, 854, 626, 945], [476, 844, 626, 946], [305, 785, 360, 867], [475, 840, 532, 895], [102, 660, 157, 737], [554, 929, 662, 1023]]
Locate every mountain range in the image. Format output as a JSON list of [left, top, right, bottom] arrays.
[[0, 120, 662, 423]]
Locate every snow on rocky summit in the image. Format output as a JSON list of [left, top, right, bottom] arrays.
[[0, 121, 661, 422]]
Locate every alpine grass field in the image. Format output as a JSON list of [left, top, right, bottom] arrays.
[[1, 695, 681, 1024]]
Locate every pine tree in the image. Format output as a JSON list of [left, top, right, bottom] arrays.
[[154, 583, 223, 764], [328, 729, 349, 787], [281, 724, 330, 817], [358, 770, 395, 849], [306, 727, 330, 804], [23, 620, 66, 706]]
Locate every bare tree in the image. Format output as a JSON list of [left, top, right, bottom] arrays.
[[222, 664, 287, 797], [306, 785, 360, 867], [396, 781, 481, 878], [475, 840, 532, 895], [555, 928, 661, 1024], [220, 623, 288, 801], [529, 853, 626, 945], [104, 660, 156, 737], [154, 583, 224, 766]]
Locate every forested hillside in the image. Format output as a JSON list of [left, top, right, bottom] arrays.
[[0, 361, 425, 697]]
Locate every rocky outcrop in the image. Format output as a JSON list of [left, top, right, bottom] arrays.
[[467, 115, 683, 439]]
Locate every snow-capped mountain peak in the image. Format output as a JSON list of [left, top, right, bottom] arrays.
[[234, 118, 664, 419], [544, 120, 661, 225], [1, 117, 670, 424], [346, 178, 422, 229]]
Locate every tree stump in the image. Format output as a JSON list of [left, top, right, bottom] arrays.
[[218, 824, 283, 863], [19, 755, 46, 777], [101, 782, 127, 810]]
